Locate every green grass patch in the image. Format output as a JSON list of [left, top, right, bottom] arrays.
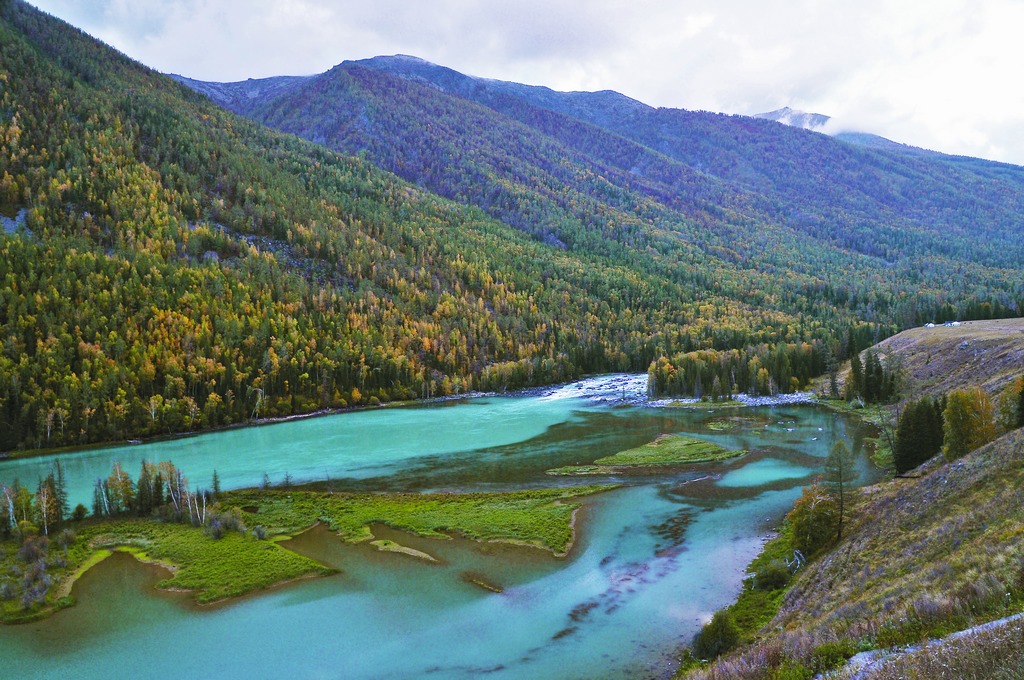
[[221, 485, 614, 556], [549, 435, 744, 476], [369, 539, 437, 562], [79, 520, 334, 604]]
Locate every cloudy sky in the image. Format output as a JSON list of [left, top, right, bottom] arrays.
[[28, 0, 1024, 165]]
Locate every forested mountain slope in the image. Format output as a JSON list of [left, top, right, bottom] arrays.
[[180, 54, 1024, 316], [0, 0, 1021, 452], [0, 1, 859, 450]]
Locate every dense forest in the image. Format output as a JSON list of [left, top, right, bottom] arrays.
[[0, 0, 1022, 451]]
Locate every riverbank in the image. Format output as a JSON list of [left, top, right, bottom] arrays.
[[677, 426, 1024, 679]]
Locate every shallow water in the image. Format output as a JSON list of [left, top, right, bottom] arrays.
[[0, 376, 878, 679]]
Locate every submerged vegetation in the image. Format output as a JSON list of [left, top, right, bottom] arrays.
[[547, 434, 744, 476]]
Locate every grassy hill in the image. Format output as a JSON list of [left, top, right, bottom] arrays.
[[683, 426, 1024, 679], [874, 318, 1024, 398]]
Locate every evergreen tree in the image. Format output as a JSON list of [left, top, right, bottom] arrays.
[[863, 352, 882, 402], [1017, 382, 1024, 428], [893, 397, 944, 473], [52, 460, 69, 523], [847, 353, 864, 401], [135, 461, 155, 516]]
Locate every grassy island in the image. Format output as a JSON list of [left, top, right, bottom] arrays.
[[547, 434, 745, 476], [0, 485, 613, 622]]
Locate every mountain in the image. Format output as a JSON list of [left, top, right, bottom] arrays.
[[753, 106, 830, 131], [179, 55, 1024, 317], [1, 0, 1023, 452], [0, 1, 733, 450]]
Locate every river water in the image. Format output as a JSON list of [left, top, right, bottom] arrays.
[[0, 375, 877, 679]]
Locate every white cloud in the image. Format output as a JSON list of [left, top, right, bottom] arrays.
[[26, 0, 1024, 165]]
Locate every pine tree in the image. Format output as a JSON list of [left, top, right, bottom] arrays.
[[52, 460, 68, 524], [847, 353, 863, 401], [893, 397, 944, 473], [1017, 382, 1024, 428]]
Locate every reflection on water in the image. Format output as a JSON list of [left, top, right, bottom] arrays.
[[0, 376, 879, 679]]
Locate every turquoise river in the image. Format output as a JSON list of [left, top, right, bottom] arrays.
[[0, 375, 878, 679]]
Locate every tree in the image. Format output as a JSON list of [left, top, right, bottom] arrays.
[[1019, 382, 1024, 428], [211, 469, 221, 499], [893, 397, 944, 473], [787, 484, 839, 556], [692, 610, 740, 659], [943, 387, 996, 460], [846, 353, 863, 402], [106, 462, 135, 515], [35, 479, 58, 536], [51, 460, 69, 523], [996, 376, 1024, 431], [1, 482, 15, 539], [824, 440, 857, 540]]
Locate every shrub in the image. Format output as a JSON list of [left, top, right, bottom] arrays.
[[809, 640, 857, 673], [786, 485, 839, 557], [54, 528, 76, 550], [754, 560, 791, 591], [0, 580, 15, 601], [770, 661, 813, 680], [693, 610, 741, 659], [205, 518, 225, 540], [18, 535, 48, 563]]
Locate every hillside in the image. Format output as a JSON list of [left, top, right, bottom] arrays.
[[683, 325, 1024, 678], [178, 56, 1024, 401], [872, 318, 1024, 398], [181, 54, 1024, 299], [1, 1, 796, 450], [685, 425, 1024, 678]]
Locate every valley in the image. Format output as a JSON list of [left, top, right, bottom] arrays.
[[1, 1, 1023, 678]]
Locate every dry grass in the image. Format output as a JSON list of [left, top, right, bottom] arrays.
[[844, 615, 1024, 679], [874, 318, 1024, 398], [812, 319, 1024, 401]]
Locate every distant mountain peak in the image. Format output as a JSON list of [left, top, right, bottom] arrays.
[[754, 106, 830, 131]]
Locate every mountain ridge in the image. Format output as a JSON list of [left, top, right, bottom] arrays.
[[177, 52, 1024, 292]]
